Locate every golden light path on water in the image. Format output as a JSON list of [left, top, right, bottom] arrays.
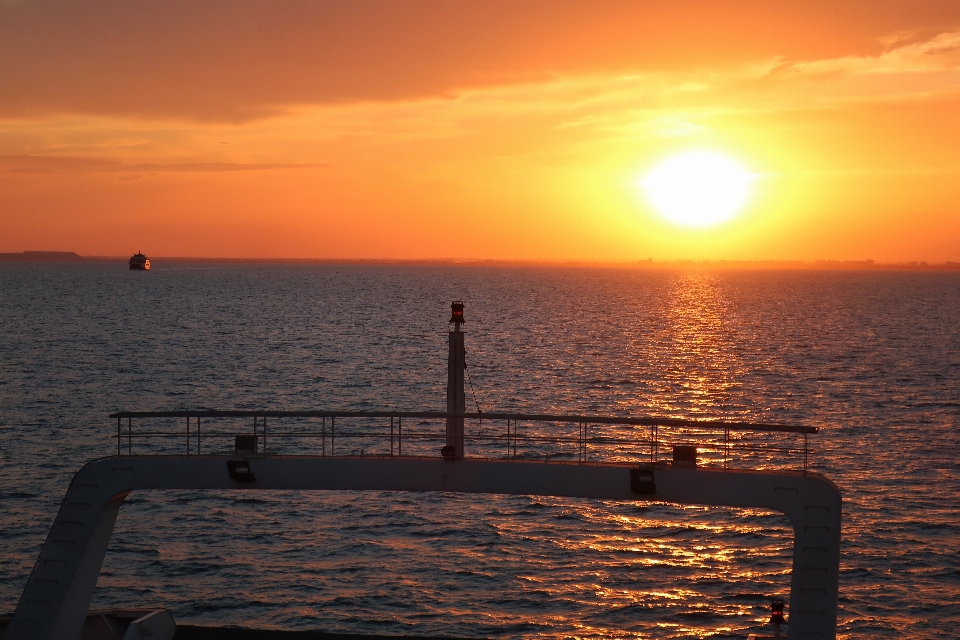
[[658, 271, 744, 414]]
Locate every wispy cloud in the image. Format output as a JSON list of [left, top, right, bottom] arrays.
[[750, 30, 960, 107], [796, 31, 960, 76], [1, 155, 328, 174]]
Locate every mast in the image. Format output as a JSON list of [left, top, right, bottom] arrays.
[[444, 301, 466, 459]]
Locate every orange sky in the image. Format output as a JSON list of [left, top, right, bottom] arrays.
[[2, 0, 960, 261]]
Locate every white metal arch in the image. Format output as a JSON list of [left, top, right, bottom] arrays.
[[8, 455, 840, 640]]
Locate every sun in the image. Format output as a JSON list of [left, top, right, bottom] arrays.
[[640, 150, 756, 227]]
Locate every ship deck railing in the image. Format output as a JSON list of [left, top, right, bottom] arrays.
[[109, 410, 821, 474]]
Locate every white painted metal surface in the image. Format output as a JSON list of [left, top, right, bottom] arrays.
[[8, 456, 841, 640], [120, 610, 176, 640]]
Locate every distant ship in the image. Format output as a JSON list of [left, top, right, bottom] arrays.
[[128, 252, 150, 270]]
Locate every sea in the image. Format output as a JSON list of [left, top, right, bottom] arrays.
[[1, 263, 958, 638]]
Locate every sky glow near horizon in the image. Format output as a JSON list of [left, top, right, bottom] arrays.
[[2, 0, 960, 262]]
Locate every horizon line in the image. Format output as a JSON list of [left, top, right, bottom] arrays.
[[1, 251, 959, 271]]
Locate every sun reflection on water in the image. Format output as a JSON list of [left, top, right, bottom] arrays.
[[654, 270, 745, 416]]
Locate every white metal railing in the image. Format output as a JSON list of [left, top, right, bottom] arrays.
[[110, 410, 819, 474]]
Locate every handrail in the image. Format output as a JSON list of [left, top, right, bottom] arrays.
[[109, 409, 820, 474], [109, 409, 818, 434]]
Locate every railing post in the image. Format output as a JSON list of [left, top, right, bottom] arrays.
[[390, 416, 394, 457], [117, 417, 121, 456], [263, 417, 267, 455], [398, 417, 402, 456], [724, 425, 729, 471], [185, 417, 189, 455], [580, 422, 585, 463], [331, 416, 335, 455], [197, 417, 201, 456], [649, 424, 654, 467], [654, 425, 659, 465], [322, 417, 326, 457], [127, 417, 132, 456]]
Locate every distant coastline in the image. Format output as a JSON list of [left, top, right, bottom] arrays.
[[0, 251, 95, 262], [1, 251, 959, 271]]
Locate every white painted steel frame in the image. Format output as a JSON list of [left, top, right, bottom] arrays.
[[8, 456, 841, 640]]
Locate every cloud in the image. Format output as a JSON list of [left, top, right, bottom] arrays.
[[3, 0, 959, 122], [737, 30, 960, 110], [790, 31, 960, 77], [1, 155, 328, 174]]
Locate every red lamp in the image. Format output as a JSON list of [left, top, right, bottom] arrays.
[[770, 598, 785, 625], [770, 598, 785, 637], [449, 301, 465, 325]]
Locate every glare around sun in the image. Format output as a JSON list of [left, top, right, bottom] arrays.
[[640, 151, 756, 227]]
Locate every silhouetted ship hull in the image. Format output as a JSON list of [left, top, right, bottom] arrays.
[[128, 253, 150, 270]]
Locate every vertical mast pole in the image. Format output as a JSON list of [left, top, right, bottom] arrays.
[[446, 301, 466, 459]]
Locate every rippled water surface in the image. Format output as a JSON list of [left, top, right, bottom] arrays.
[[1, 264, 958, 638]]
